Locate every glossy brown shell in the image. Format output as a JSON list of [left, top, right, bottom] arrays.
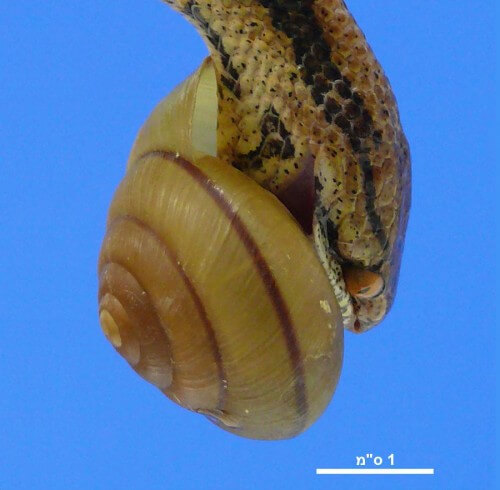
[[98, 62, 344, 439]]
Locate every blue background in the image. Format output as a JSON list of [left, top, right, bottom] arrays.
[[0, 1, 496, 488]]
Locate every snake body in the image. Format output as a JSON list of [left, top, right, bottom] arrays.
[[164, 0, 411, 332]]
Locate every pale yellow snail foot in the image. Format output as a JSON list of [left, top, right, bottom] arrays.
[[98, 60, 344, 440]]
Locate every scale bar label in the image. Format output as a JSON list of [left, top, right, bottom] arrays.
[[316, 468, 435, 475]]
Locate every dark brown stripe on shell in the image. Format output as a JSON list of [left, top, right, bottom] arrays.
[[138, 150, 309, 429], [102, 215, 227, 412]]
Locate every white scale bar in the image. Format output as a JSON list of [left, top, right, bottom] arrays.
[[316, 468, 435, 475]]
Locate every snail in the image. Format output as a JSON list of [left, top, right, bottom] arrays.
[[98, 0, 410, 440]]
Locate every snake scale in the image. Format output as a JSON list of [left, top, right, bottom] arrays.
[[163, 0, 411, 332]]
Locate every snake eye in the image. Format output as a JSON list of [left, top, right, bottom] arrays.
[[342, 266, 384, 300]]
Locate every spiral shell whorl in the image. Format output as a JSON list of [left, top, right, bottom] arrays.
[[99, 149, 343, 439], [99, 259, 173, 391]]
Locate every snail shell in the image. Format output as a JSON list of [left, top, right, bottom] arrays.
[[98, 60, 343, 440]]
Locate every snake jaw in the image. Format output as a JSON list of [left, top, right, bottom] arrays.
[[313, 218, 356, 330]]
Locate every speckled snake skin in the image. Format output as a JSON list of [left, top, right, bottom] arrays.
[[163, 0, 411, 332]]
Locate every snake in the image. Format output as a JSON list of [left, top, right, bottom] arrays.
[[163, 0, 411, 333]]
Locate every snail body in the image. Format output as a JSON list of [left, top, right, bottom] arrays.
[[98, 1, 410, 439]]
